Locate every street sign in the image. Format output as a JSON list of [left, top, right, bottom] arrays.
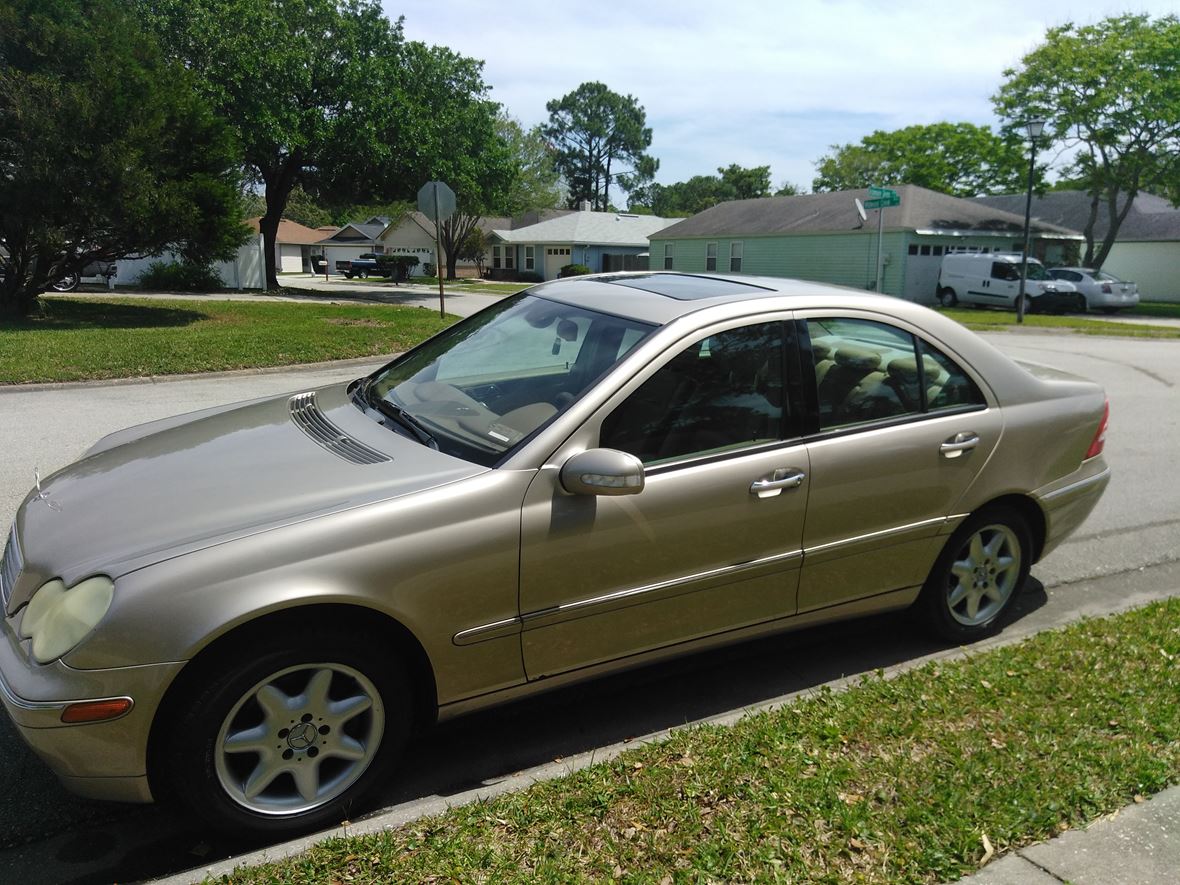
[[868, 186, 898, 200], [417, 181, 456, 222], [863, 194, 900, 209]]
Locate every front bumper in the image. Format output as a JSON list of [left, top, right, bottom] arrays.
[[0, 615, 182, 803], [1033, 454, 1111, 558]]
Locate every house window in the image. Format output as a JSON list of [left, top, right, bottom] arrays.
[[505, 247, 515, 269], [664, 243, 674, 270], [730, 241, 743, 272], [525, 246, 535, 270], [706, 242, 717, 271], [920, 245, 931, 256], [933, 245, 944, 256], [492, 245, 502, 269]]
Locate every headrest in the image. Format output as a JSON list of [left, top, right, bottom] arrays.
[[887, 355, 947, 383], [834, 346, 882, 372], [811, 338, 835, 360]]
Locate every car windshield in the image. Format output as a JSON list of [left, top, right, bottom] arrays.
[[364, 293, 656, 466], [1024, 261, 1049, 280]]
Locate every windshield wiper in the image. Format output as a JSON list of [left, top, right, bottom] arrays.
[[363, 383, 438, 449]]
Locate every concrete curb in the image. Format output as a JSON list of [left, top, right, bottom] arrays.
[[157, 559, 1180, 884]]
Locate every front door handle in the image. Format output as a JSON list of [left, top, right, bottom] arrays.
[[940, 432, 980, 459], [750, 469, 806, 498]]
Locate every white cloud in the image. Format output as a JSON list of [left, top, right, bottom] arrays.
[[386, 0, 1176, 194]]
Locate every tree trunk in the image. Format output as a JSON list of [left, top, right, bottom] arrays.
[[1081, 189, 1101, 267], [260, 153, 303, 290], [1092, 184, 1138, 270]]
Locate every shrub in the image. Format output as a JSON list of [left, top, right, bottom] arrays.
[[516, 271, 544, 283], [137, 260, 223, 292], [559, 263, 591, 278]]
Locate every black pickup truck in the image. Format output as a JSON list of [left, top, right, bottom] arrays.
[[335, 253, 383, 279]]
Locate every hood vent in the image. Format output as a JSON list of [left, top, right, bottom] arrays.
[[289, 392, 391, 465]]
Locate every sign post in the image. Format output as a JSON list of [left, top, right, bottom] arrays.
[[417, 181, 457, 317], [863, 187, 900, 293]]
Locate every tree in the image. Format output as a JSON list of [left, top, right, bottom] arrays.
[[497, 116, 563, 215], [542, 82, 658, 211], [994, 14, 1180, 268], [141, 0, 448, 289], [636, 164, 777, 216], [811, 122, 1031, 197], [718, 164, 772, 199], [458, 228, 488, 277], [0, 0, 244, 317], [774, 181, 805, 196]]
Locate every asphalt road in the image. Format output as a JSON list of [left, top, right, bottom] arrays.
[[0, 330, 1177, 883]]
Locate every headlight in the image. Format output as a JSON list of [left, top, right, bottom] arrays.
[[19, 576, 114, 664]]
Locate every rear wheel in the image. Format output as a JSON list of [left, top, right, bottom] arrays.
[[50, 272, 80, 292], [938, 287, 958, 308], [1015, 294, 1032, 315], [918, 506, 1032, 642], [164, 627, 411, 835]]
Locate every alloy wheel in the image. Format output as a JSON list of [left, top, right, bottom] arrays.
[[945, 523, 1022, 627]]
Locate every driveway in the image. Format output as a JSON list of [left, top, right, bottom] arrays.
[[0, 331, 1177, 883]]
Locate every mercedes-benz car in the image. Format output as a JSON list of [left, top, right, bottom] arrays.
[[0, 272, 1110, 836]]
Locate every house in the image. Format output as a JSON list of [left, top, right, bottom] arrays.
[[972, 190, 1180, 302], [317, 216, 389, 267], [245, 217, 325, 274], [489, 208, 680, 280], [649, 185, 1082, 303], [376, 209, 577, 277]]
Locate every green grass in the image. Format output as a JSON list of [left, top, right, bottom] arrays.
[[224, 600, 1180, 884], [0, 297, 456, 384], [1127, 301, 1180, 319], [937, 306, 1180, 338]]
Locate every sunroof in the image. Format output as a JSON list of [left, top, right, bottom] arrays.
[[600, 273, 775, 300]]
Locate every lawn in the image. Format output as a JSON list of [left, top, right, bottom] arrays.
[[937, 306, 1180, 338], [0, 297, 456, 384], [1127, 301, 1180, 319], [223, 599, 1180, 884]]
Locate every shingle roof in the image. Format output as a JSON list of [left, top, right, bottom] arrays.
[[492, 210, 679, 246], [971, 190, 1180, 242], [245, 217, 327, 246], [320, 221, 386, 243], [655, 185, 1080, 240]]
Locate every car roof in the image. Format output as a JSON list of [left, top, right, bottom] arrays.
[[525, 272, 912, 326]]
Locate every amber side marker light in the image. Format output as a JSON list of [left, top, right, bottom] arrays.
[[1085, 398, 1110, 460], [61, 697, 133, 724]]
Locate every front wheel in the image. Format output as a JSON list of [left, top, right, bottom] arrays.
[[938, 287, 958, 308], [1015, 294, 1032, 315], [164, 627, 411, 835], [918, 506, 1032, 642]]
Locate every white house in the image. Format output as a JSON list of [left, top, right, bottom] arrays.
[[246, 217, 325, 274], [489, 208, 679, 280], [317, 217, 389, 268]]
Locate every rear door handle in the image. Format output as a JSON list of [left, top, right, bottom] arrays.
[[940, 432, 980, 459], [750, 469, 806, 498]]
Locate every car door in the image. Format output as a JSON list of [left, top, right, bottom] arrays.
[[517, 319, 809, 679], [797, 314, 1002, 612]]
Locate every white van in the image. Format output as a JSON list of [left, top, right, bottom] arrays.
[[937, 253, 1083, 313]]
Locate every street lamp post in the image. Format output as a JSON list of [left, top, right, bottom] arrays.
[[1017, 119, 1046, 325]]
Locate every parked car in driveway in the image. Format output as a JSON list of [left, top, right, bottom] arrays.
[[0, 272, 1111, 837], [1047, 267, 1140, 313], [938, 253, 1083, 313]]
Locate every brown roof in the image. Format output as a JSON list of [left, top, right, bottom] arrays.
[[245, 217, 328, 246], [655, 185, 1080, 240]]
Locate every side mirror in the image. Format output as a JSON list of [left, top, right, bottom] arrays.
[[560, 448, 645, 496]]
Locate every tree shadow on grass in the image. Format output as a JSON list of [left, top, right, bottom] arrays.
[[3, 299, 209, 331]]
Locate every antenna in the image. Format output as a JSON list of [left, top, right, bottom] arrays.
[[854, 198, 867, 227]]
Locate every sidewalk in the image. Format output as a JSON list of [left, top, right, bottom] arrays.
[[951, 785, 1180, 884]]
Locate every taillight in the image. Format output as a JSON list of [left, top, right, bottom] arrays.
[[1085, 399, 1109, 459]]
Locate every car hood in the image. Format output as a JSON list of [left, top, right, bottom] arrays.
[[10, 384, 485, 598]]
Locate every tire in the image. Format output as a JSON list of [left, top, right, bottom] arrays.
[[1015, 294, 1032, 315], [1101, 307, 1118, 315], [50, 272, 80, 292], [163, 626, 412, 835], [918, 505, 1032, 643], [938, 287, 958, 308]]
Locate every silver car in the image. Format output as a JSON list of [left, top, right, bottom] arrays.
[[0, 273, 1110, 836], [1047, 267, 1140, 313]]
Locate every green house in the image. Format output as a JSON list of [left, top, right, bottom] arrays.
[[649, 185, 1081, 303]]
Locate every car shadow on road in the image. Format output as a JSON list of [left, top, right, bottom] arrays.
[[5, 580, 1047, 885]]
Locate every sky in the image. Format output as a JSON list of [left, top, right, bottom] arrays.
[[386, 1, 1177, 198]]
